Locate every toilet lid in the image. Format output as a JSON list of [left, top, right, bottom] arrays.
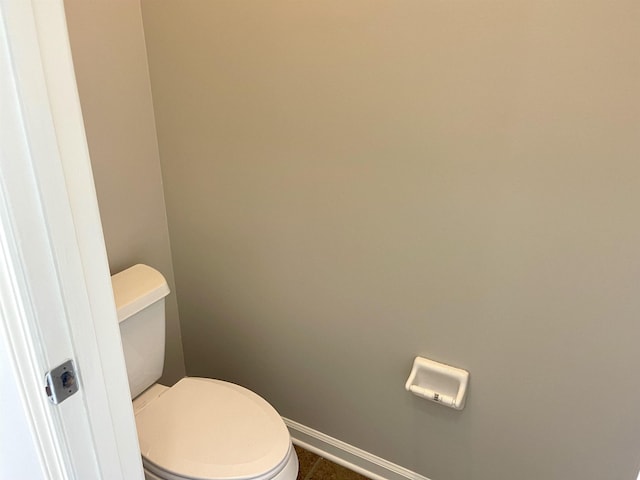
[[135, 377, 291, 480]]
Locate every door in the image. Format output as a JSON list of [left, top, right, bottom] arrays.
[[0, 1, 143, 478]]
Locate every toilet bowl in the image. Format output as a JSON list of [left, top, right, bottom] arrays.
[[112, 265, 298, 480], [133, 379, 298, 480]]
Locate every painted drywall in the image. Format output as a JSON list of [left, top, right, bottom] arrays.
[[64, 1, 185, 385], [141, 1, 640, 479]]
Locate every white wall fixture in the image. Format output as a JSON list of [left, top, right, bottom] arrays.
[[405, 357, 469, 410]]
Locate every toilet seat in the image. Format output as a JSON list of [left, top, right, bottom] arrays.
[[134, 377, 292, 480]]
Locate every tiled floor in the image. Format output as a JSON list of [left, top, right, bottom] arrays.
[[295, 445, 370, 480]]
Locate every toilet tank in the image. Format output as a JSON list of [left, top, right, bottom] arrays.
[[111, 264, 170, 399]]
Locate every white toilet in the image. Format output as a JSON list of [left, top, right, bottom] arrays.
[[112, 264, 299, 480]]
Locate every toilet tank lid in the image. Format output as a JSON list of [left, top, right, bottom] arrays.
[[111, 264, 170, 323]]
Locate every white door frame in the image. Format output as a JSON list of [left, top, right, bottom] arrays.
[[0, 1, 143, 478]]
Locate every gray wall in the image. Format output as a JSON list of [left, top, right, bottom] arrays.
[[140, 1, 640, 479], [64, 1, 185, 385]]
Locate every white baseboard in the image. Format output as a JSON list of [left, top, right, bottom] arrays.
[[283, 418, 432, 480]]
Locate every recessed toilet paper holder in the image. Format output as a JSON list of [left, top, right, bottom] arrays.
[[405, 356, 469, 410]]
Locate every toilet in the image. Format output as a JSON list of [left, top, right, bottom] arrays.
[[112, 264, 299, 480]]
